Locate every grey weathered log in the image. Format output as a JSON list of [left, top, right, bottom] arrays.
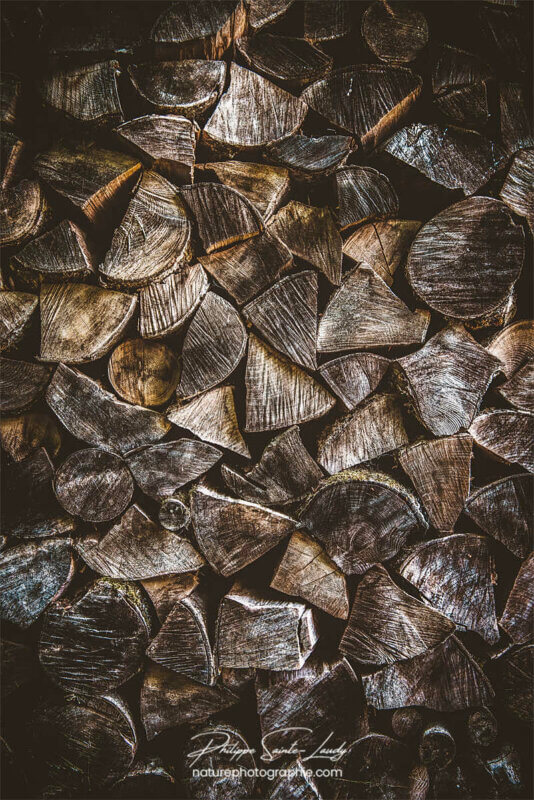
[[0, 357, 51, 413], [432, 45, 492, 126], [303, 1, 351, 42], [468, 707, 498, 747], [500, 149, 534, 231], [40, 60, 123, 126], [115, 114, 197, 185], [336, 165, 399, 231], [0, 179, 52, 247], [499, 552, 534, 644], [391, 708, 424, 739], [498, 359, 534, 411], [499, 83, 534, 156], [419, 724, 456, 770], [342, 219, 421, 286], [492, 644, 533, 724], [362, 2, 429, 64], [11, 220, 95, 287], [108, 338, 180, 407], [318, 353, 390, 411], [128, 60, 227, 119], [138, 262, 209, 339], [198, 160, 290, 220], [167, 386, 250, 457], [266, 134, 353, 181], [469, 409, 534, 472], [126, 439, 221, 501], [0, 291, 37, 351], [0, 411, 61, 462], [151, 1, 246, 60], [248, 0, 293, 30], [237, 33, 332, 89], [141, 573, 199, 624], [486, 320, 534, 378], [464, 474, 533, 558], [183, 724, 256, 800]]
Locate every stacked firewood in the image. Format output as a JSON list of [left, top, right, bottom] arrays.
[[1, 1, 532, 798]]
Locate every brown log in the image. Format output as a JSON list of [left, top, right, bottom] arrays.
[[108, 338, 180, 407], [499, 83, 534, 156], [141, 572, 199, 624], [500, 148, 534, 231], [0, 411, 61, 462], [362, 2, 429, 64], [334, 733, 409, 800], [486, 320, 534, 378], [342, 218, 421, 286], [303, 1, 351, 42], [419, 724, 456, 770], [113, 757, 176, 799], [498, 359, 534, 411], [0, 291, 37, 351], [492, 644, 533, 724], [139, 262, 209, 339], [151, 1, 246, 60], [158, 494, 191, 533], [0, 357, 50, 413], [499, 552, 534, 644], [468, 707, 498, 747], [11, 219, 95, 287], [115, 114, 198, 184], [167, 386, 250, 457], [237, 33, 332, 89], [248, 0, 294, 31], [128, 60, 227, 119], [464, 474, 533, 558], [469, 409, 534, 472], [1, 130, 25, 189], [0, 179, 52, 248], [0, 73, 20, 126], [198, 160, 290, 220], [391, 708, 424, 739], [432, 45, 492, 126], [336, 165, 399, 231], [126, 439, 221, 501], [40, 60, 123, 126], [318, 353, 390, 411], [267, 758, 322, 800], [183, 724, 256, 799], [266, 133, 353, 181]]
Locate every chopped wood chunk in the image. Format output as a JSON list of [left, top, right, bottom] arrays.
[[248, 0, 293, 30], [198, 161, 290, 220], [115, 114, 197, 184], [342, 218, 421, 285], [498, 359, 534, 410], [464, 474, 533, 558], [108, 339, 180, 407], [139, 262, 209, 339], [40, 60, 123, 126], [237, 34, 332, 88], [0, 411, 61, 462], [0, 291, 37, 351], [362, 2, 429, 64], [267, 133, 353, 180], [128, 60, 227, 118], [469, 409, 534, 472], [12, 220, 95, 287], [499, 83, 534, 155], [126, 439, 221, 501], [336, 165, 399, 231], [432, 45, 492, 126], [500, 149, 534, 231], [318, 353, 390, 410], [151, 1, 246, 60], [0, 357, 51, 413], [303, 1, 351, 41], [486, 320, 534, 378], [141, 573, 199, 623], [339, 733, 410, 799], [0, 179, 52, 247], [183, 724, 256, 799], [500, 552, 534, 644]]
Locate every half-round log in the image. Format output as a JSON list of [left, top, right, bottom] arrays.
[[40, 60, 123, 126], [432, 45, 492, 126], [464, 474, 533, 558], [362, 2, 429, 64], [198, 161, 290, 220], [12, 220, 94, 287], [498, 360, 534, 411], [115, 114, 198, 184], [318, 353, 390, 411], [0, 357, 51, 413], [303, 1, 351, 42], [151, 1, 246, 60], [469, 409, 534, 472], [266, 133, 353, 181], [0, 411, 61, 462], [128, 60, 226, 119], [486, 320, 534, 378], [249, 0, 293, 31], [108, 338, 180, 407], [499, 552, 534, 644], [336, 165, 399, 231], [141, 572, 198, 623], [237, 33, 332, 89], [0, 179, 51, 247]]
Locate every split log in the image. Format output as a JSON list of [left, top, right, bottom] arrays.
[[464, 474, 533, 558], [419, 725, 456, 770], [0, 291, 37, 351], [243, 270, 318, 369], [11, 219, 95, 287], [1, 131, 24, 189], [147, 589, 216, 685], [39, 577, 151, 694], [0, 538, 74, 628], [267, 201, 342, 285], [336, 734, 409, 800], [158, 497, 191, 531], [391, 708, 424, 739], [299, 469, 426, 575], [271, 530, 349, 618], [245, 334, 335, 431], [336, 165, 399, 231], [113, 757, 175, 799], [340, 565, 454, 665], [183, 724, 256, 800], [266, 133, 353, 181], [382, 123, 505, 194], [40, 60, 123, 126], [318, 353, 390, 411], [0, 73, 20, 126], [498, 360, 534, 411], [303, 1, 351, 42], [46, 364, 170, 454], [362, 635, 494, 710], [39, 283, 137, 363], [100, 170, 191, 288], [317, 263, 430, 352], [499, 552, 534, 644], [267, 759, 322, 800], [178, 292, 247, 397], [486, 320, 534, 378], [0, 357, 50, 413], [140, 662, 237, 740], [203, 63, 308, 153], [115, 114, 198, 184], [301, 65, 422, 150], [248, 0, 294, 31], [108, 338, 180, 407], [0, 179, 52, 248], [400, 534, 499, 643], [342, 219, 421, 286], [492, 644, 533, 724], [468, 707, 498, 747], [500, 148, 534, 231], [1, 640, 35, 698], [362, 2, 429, 64], [126, 439, 221, 501], [0, 411, 61, 462], [395, 324, 502, 436], [237, 33, 332, 89], [432, 45, 492, 126], [128, 60, 227, 119], [469, 409, 534, 472], [398, 434, 473, 533], [406, 197, 525, 324], [198, 160, 290, 220], [77, 504, 205, 579], [499, 83, 534, 156], [317, 392, 409, 473], [151, 1, 246, 60], [53, 448, 134, 523], [191, 484, 296, 576], [167, 386, 250, 457], [141, 573, 199, 624], [139, 262, 209, 339]]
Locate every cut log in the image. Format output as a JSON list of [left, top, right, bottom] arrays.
[[398, 434, 473, 533], [303, 1, 351, 42], [342, 219, 421, 286], [248, 0, 294, 31], [362, 2, 429, 64], [178, 292, 246, 398], [299, 469, 426, 575], [158, 497, 191, 531], [432, 45, 492, 126], [498, 359, 534, 411], [12, 220, 95, 287], [191, 484, 296, 576], [245, 334, 335, 431], [151, 1, 246, 60], [0, 411, 61, 462], [500, 148, 534, 230], [39, 282, 137, 363], [77, 504, 205, 579], [267, 201, 342, 285], [0, 179, 52, 247], [139, 262, 209, 339], [391, 708, 424, 739], [39, 577, 150, 694], [0, 357, 50, 412], [499, 552, 534, 644], [128, 60, 226, 119], [113, 757, 175, 799], [198, 161, 290, 220], [318, 353, 390, 413], [0, 538, 74, 628], [499, 83, 534, 156], [395, 324, 501, 436], [53, 448, 134, 523], [167, 386, 249, 457], [340, 565, 454, 665], [115, 114, 198, 184], [140, 662, 237, 740], [464, 474, 533, 558], [237, 34, 332, 89], [0, 291, 37, 351], [40, 60, 123, 126], [362, 635, 494, 710], [267, 759, 322, 800], [492, 644, 533, 724], [419, 725, 456, 770], [301, 65, 422, 150], [317, 263, 430, 352], [271, 530, 349, 618], [183, 724, 256, 799], [266, 133, 353, 181], [400, 534, 499, 643], [141, 573, 199, 624], [100, 170, 191, 288], [1, 130, 24, 189], [468, 707, 498, 747], [0, 73, 20, 126], [203, 63, 308, 153], [147, 589, 216, 685], [108, 339, 180, 407], [486, 320, 534, 378], [126, 439, 221, 501], [406, 197, 524, 324], [317, 392, 409, 473], [337, 734, 410, 800], [336, 165, 399, 231], [469, 409, 534, 472]]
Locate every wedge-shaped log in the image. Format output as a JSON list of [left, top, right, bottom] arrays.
[[400, 534, 499, 643], [469, 409, 534, 472], [318, 353, 390, 411], [151, 1, 246, 60], [395, 324, 502, 436], [12, 220, 94, 286], [245, 335, 335, 431], [464, 474, 533, 558], [158, 498, 190, 532], [271, 531, 349, 619], [0, 357, 50, 412], [267, 133, 352, 181], [216, 582, 317, 670], [362, 2, 428, 64], [303, 1, 351, 41], [204, 63, 307, 152], [0, 538, 74, 628], [317, 393, 409, 473], [500, 553, 534, 644], [167, 386, 249, 457], [500, 149, 534, 231], [492, 645, 533, 724], [77, 504, 204, 579], [317, 264, 430, 352], [191, 485, 296, 576], [183, 724, 256, 800], [237, 33, 332, 88], [126, 439, 221, 501], [432, 45, 492, 126], [300, 469, 426, 575], [0, 411, 60, 462], [342, 219, 421, 286], [398, 434, 473, 532], [141, 573, 199, 624], [336, 166, 399, 231], [419, 724, 456, 770], [0, 179, 52, 247], [198, 161, 290, 219], [115, 115, 197, 184], [46, 364, 170, 454], [498, 360, 534, 411], [40, 283, 136, 363], [108, 339, 180, 407], [301, 65, 422, 150], [128, 60, 226, 119], [486, 320, 534, 378], [40, 60, 123, 125], [139, 262, 209, 339], [39, 578, 150, 694], [0, 291, 37, 351]]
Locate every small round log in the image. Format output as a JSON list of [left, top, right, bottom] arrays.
[[158, 497, 192, 531], [419, 724, 456, 770], [362, 2, 429, 64], [108, 338, 180, 407], [391, 708, 424, 739], [128, 60, 227, 119], [468, 707, 498, 747]]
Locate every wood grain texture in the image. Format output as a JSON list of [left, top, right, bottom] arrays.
[[464, 474, 533, 558], [0, 291, 37, 351], [303, 1, 351, 41], [138, 262, 209, 339], [151, 1, 246, 60], [266, 133, 353, 181], [498, 359, 534, 410], [267, 759, 322, 800], [40, 60, 123, 125], [141, 573, 199, 624], [391, 707, 424, 739], [0, 411, 61, 462], [198, 160, 290, 220], [12, 220, 95, 286], [500, 552, 534, 644], [499, 83, 534, 156], [0, 179, 51, 247], [362, 2, 429, 64], [486, 319, 534, 378], [500, 148, 534, 230], [432, 45, 492, 126], [492, 644, 533, 724], [108, 339, 180, 407], [336, 165, 399, 231], [0, 357, 51, 413], [237, 33, 332, 89], [248, 0, 293, 30], [338, 733, 410, 800], [126, 439, 221, 501], [128, 60, 226, 118], [318, 353, 390, 410], [469, 409, 534, 472], [115, 114, 198, 184], [342, 219, 421, 286]]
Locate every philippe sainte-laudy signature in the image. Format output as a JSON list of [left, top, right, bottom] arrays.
[[186, 727, 351, 767]]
